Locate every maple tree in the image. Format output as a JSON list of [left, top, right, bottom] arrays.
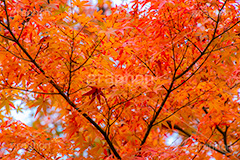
[[0, 0, 240, 159]]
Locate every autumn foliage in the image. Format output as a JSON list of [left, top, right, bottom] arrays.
[[0, 0, 240, 159]]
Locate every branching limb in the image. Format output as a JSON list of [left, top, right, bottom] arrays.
[[228, 138, 240, 148], [140, 79, 174, 146], [168, 122, 228, 155], [202, 107, 231, 153], [172, 50, 213, 91], [0, 43, 31, 61], [2, 19, 121, 160], [17, 22, 26, 41], [72, 35, 106, 72], [153, 90, 210, 126], [135, 54, 156, 77], [175, 5, 224, 81], [0, 33, 14, 41], [197, 4, 217, 22]]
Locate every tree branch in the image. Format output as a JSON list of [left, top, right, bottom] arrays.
[[135, 54, 156, 77], [202, 107, 231, 153], [153, 90, 210, 126], [3, 21, 121, 159]]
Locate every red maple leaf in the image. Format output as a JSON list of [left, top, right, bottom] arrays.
[[82, 86, 105, 104]]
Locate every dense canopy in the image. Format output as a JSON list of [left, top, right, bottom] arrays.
[[0, 0, 240, 159]]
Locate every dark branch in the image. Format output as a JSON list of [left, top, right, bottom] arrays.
[[135, 54, 156, 77], [2, 20, 121, 159]]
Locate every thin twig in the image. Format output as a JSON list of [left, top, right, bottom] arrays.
[[192, 126, 217, 160]]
